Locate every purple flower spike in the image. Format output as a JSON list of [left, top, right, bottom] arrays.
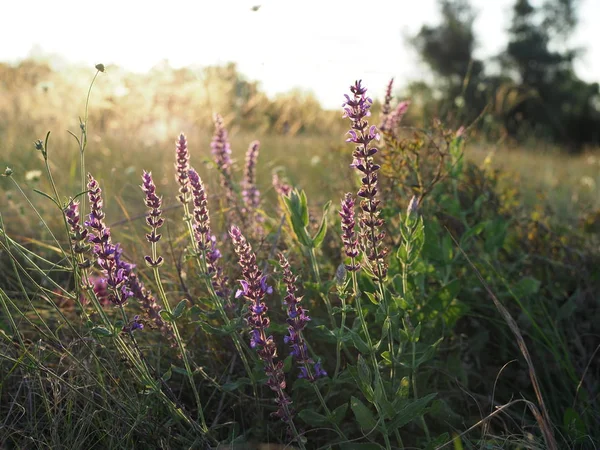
[[211, 114, 237, 217], [188, 167, 229, 302], [279, 253, 326, 382], [343, 80, 389, 280], [141, 171, 165, 267], [340, 193, 360, 271], [380, 78, 394, 132], [243, 140, 261, 209], [175, 133, 191, 204], [230, 226, 294, 422]]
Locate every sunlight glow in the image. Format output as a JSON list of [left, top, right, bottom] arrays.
[[1, 0, 598, 109]]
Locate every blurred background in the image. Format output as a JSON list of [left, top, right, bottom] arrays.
[[2, 0, 600, 230], [2, 0, 599, 142]]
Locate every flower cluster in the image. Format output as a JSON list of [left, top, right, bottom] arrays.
[[379, 78, 394, 132], [339, 193, 360, 271], [188, 168, 229, 301], [343, 80, 388, 280], [279, 253, 326, 381], [64, 199, 91, 268], [272, 172, 292, 197], [229, 226, 293, 422], [211, 114, 236, 214], [384, 100, 410, 134], [141, 171, 164, 267], [175, 133, 191, 204], [242, 140, 261, 210], [85, 174, 134, 306]]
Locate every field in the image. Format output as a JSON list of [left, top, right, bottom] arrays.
[[0, 63, 599, 449]]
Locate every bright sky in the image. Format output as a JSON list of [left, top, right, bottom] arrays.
[[2, 0, 599, 109]]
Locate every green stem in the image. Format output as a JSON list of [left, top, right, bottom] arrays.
[[351, 269, 392, 450], [181, 202, 259, 406], [79, 69, 100, 220], [411, 339, 430, 441], [150, 236, 209, 433]]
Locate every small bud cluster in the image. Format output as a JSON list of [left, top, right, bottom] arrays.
[[211, 114, 237, 215], [279, 253, 326, 381], [141, 171, 165, 267], [272, 172, 292, 197], [383, 100, 410, 133], [339, 193, 360, 271], [175, 133, 191, 204], [64, 199, 91, 268], [243, 140, 261, 210], [379, 78, 394, 132]]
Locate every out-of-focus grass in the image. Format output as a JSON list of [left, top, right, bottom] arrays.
[[468, 142, 600, 219]]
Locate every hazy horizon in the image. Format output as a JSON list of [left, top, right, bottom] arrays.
[[2, 0, 599, 109]]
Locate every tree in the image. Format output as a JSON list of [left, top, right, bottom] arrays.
[[501, 0, 600, 148], [410, 0, 491, 126]]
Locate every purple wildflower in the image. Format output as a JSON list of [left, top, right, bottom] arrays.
[[340, 193, 360, 271], [211, 114, 237, 217], [272, 172, 292, 197], [85, 174, 133, 306], [384, 100, 410, 134], [229, 226, 293, 422], [343, 80, 389, 280], [175, 133, 191, 204], [188, 168, 229, 301], [243, 140, 261, 210], [279, 253, 326, 382], [380, 78, 394, 132], [141, 171, 165, 267], [122, 315, 144, 333]]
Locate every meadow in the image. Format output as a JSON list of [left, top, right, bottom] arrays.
[[0, 62, 599, 450]]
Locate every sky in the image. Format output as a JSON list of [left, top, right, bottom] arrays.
[[1, 0, 599, 109]]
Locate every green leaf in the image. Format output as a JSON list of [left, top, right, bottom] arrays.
[[512, 277, 541, 299], [364, 291, 379, 305], [90, 326, 112, 337], [374, 380, 395, 419], [298, 409, 328, 427], [357, 355, 371, 387], [349, 330, 371, 354], [197, 321, 229, 336], [415, 337, 443, 368], [283, 355, 293, 373], [159, 310, 175, 322], [563, 407, 586, 439], [460, 221, 488, 245], [328, 403, 348, 425], [33, 189, 60, 208], [350, 396, 377, 431], [347, 365, 374, 403], [387, 393, 437, 434], [161, 366, 172, 382], [312, 200, 331, 248], [222, 378, 251, 392], [299, 190, 310, 227], [171, 299, 188, 319]]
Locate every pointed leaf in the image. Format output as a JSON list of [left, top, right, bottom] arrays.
[[312, 200, 331, 248], [350, 396, 377, 431]]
